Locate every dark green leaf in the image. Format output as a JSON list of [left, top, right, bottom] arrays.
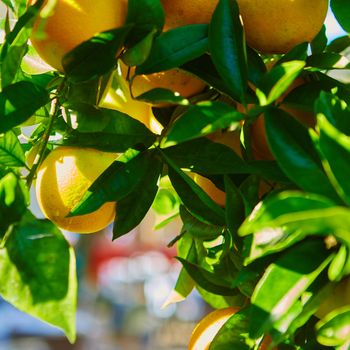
[[318, 114, 350, 205], [61, 103, 156, 152], [161, 150, 226, 226], [307, 53, 350, 70], [331, 0, 350, 32], [0, 81, 49, 133], [113, 151, 162, 238], [63, 26, 132, 83], [70, 149, 149, 216], [164, 101, 244, 146], [136, 87, 190, 105], [125, 0, 164, 46], [209, 0, 248, 102], [136, 24, 208, 74], [264, 107, 340, 202]]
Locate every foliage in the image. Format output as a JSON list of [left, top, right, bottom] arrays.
[[0, 0, 350, 348]]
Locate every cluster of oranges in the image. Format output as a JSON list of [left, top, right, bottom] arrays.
[[28, 1, 329, 347]]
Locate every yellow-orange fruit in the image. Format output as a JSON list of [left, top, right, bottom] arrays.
[[237, 0, 329, 54], [160, 0, 218, 31], [29, 0, 127, 70], [36, 146, 117, 233]]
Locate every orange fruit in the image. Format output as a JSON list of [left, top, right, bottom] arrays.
[[315, 277, 350, 319], [189, 307, 275, 350], [160, 0, 218, 31], [29, 0, 127, 70], [36, 146, 117, 233], [237, 0, 329, 54]]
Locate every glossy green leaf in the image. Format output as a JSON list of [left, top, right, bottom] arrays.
[[328, 245, 348, 282], [61, 103, 156, 152], [318, 115, 350, 205], [0, 81, 49, 133], [264, 107, 340, 202], [209, 0, 248, 102], [256, 61, 305, 106], [135, 87, 190, 105], [316, 306, 350, 346], [63, 26, 132, 82], [70, 149, 148, 216], [162, 137, 249, 175], [180, 205, 224, 241], [331, 0, 350, 32], [177, 257, 238, 296], [125, 0, 164, 46], [113, 151, 162, 238], [0, 211, 77, 342], [0, 172, 28, 240], [164, 101, 244, 146], [136, 24, 208, 74], [249, 240, 332, 338], [161, 150, 226, 225], [307, 53, 350, 70], [0, 131, 26, 167]]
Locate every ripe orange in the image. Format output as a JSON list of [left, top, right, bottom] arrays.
[[237, 0, 328, 54], [29, 0, 127, 70], [36, 146, 117, 233], [188, 307, 274, 350], [160, 0, 218, 31], [315, 277, 350, 319]]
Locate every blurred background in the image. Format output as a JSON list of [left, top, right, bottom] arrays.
[[0, 2, 348, 349]]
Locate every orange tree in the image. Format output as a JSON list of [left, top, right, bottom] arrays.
[[1, 0, 350, 348]]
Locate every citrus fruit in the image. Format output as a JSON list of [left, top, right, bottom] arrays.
[[189, 307, 274, 349], [121, 62, 206, 104], [237, 0, 329, 54], [315, 277, 350, 319], [29, 0, 127, 70], [160, 0, 218, 31], [35, 146, 117, 233]]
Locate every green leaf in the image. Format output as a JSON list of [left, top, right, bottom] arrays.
[[307, 53, 350, 70], [135, 87, 190, 105], [136, 24, 208, 74], [316, 306, 350, 347], [311, 25, 328, 55], [125, 0, 164, 46], [210, 307, 255, 350], [70, 149, 149, 216], [0, 172, 29, 240], [318, 114, 350, 205], [61, 103, 156, 152], [239, 192, 336, 262], [180, 205, 224, 241], [331, 0, 350, 33], [327, 36, 350, 53], [0, 81, 49, 133], [0, 131, 26, 167], [177, 257, 238, 296], [63, 26, 132, 83], [0, 211, 77, 342], [162, 137, 249, 175], [164, 101, 244, 146], [113, 151, 162, 238], [122, 29, 157, 66], [328, 245, 348, 282], [264, 107, 340, 202], [209, 0, 248, 102], [161, 150, 226, 226], [256, 61, 305, 106], [249, 240, 332, 338]]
